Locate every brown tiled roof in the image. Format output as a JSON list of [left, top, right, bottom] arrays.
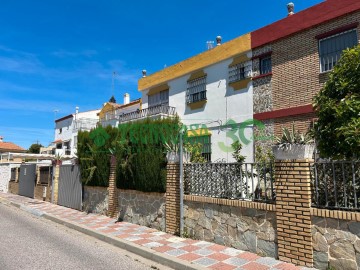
[[0, 142, 26, 152]]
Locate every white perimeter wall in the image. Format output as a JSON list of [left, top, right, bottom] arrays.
[[0, 163, 21, 193]]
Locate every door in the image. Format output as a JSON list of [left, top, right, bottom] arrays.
[[18, 164, 36, 198], [58, 164, 82, 210]]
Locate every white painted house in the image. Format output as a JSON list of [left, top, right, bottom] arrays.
[[54, 108, 100, 156], [138, 34, 254, 162]]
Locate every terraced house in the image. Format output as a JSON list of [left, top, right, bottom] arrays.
[[138, 0, 360, 161], [139, 34, 254, 162], [252, 0, 360, 149]]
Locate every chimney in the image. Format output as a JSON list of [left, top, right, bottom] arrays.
[[216, 36, 222, 46], [0, 136, 3, 142], [75, 106, 79, 114], [142, 70, 147, 77], [287, 2, 295, 16], [124, 93, 130, 105]]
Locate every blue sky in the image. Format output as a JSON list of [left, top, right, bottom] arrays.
[[0, 0, 323, 149]]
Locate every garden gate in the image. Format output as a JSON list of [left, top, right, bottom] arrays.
[[18, 164, 36, 198], [58, 164, 82, 210]]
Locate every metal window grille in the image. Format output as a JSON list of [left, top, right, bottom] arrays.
[[184, 162, 275, 203], [187, 135, 212, 162], [186, 76, 207, 104], [319, 29, 358, 72], [229, 62, 252, 83], [260, 56, 272, 75]]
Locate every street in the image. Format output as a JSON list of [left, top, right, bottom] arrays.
[[0, 203, 170, 270]]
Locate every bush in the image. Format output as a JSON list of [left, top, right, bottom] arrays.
[[313, 45, 360, 159], [78, 117, 181, 192]]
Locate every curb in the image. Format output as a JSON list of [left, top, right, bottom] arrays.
[[0, 198, 206, 270]]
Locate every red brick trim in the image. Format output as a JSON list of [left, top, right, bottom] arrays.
[[254, 104, 314, 121], [311, 207, 360, 221], [251, 0, 360, 49], [251, 51, 272, 60], [184, 194, 276, 211], [252, 72, 273, 81], [315, 22, 359, 39]]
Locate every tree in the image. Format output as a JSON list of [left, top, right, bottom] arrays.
[[313, 45, 360, 159], [109, 95, 116, 103], [28, 143, 43, 154]]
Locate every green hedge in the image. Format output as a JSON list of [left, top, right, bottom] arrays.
[[78, 117, 181, 192]]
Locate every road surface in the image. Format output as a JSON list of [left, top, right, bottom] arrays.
[[0, 203, 170, 270]]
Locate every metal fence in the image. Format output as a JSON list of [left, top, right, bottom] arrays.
[[184, 162, 275, 203], [311, 161, 360, 211]]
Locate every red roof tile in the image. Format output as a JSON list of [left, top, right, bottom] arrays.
[[0, 142, 26, 152]]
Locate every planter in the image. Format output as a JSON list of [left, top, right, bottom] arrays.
[[166, 151, 191, 163], [272, 144, 315, 160]]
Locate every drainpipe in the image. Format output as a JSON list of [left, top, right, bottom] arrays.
[[179, 131, 184, 236]]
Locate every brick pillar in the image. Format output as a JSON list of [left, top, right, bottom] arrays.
[[53, 163, 60, 204], [275, 159, 313, 267], [165, 162, 180, 235], [107, 155, 119, 218]]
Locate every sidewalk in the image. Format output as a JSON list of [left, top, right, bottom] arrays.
[[0, 192, 314, 270]]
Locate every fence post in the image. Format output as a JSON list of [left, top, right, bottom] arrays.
[[107, 155, 119, 218], [53, 163, 61, 204], [165, 161, 180, 235], [275, 159, 313, 267]]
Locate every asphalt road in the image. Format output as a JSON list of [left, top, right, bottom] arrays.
[[0, 203, 171, 270]]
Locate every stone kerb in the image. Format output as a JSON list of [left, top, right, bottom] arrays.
[[275, 159, 313, 267]]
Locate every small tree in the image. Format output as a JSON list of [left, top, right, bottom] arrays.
[[231, 140, 246, 163], [109, 95, 116, 103], [28, 143, 43, 154], [313, 45, 360, 159]]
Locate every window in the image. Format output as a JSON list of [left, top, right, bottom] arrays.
[[59, 128, 62, 134], [229, 62, 251, 83], [260, 56, 272, 75], [188, 135, 211, 162], [319, 29, 358, 72], [186, 76, 207, 104], [148, 89, 169, 107]]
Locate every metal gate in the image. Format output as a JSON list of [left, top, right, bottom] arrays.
[[18, 164, 36, 198], [58, 164, 82, 210]]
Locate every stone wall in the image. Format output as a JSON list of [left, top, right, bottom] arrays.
[[313, 216, 360, 270], [83, 186, 108, 215], [184, 200, 277, 258], [118, 189, 165, 232], [0, 164, 10, 193]]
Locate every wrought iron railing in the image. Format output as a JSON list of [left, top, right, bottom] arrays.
[[311, 160, 360, 211], [118, 105, 176, 123], [184, 162, 275, 203], [73, 118, 99, 131]]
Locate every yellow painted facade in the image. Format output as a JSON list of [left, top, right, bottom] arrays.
[[138, 33, 251, 91], [98, 103, 118, 120]]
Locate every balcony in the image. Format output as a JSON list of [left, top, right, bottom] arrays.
[[73, 118, 99, 131], [118, 105, 176, 123]]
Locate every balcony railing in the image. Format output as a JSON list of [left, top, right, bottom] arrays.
[[118, 105, 176, 123], [73, 118, 99, 131]]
